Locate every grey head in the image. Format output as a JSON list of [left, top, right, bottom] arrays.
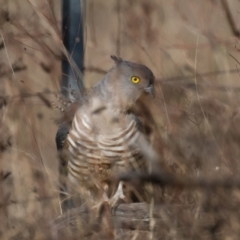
[[91, 55, 155, 111]]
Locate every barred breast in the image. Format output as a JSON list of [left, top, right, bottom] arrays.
[[66, 103, 144, 186]]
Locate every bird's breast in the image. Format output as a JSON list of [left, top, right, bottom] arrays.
[[67, 111, 144, 184]]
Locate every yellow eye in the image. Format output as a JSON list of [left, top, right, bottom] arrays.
[[131, 76, 140, 84]]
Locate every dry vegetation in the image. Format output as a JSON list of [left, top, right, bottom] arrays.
[[1, 0, 240, 239]]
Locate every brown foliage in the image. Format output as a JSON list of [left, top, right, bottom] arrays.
[[1, 0, 240, 239]]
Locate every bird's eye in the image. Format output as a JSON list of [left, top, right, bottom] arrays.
[[131, 76, 140, 84]]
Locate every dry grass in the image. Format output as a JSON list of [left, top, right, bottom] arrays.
[[1, 0, 240, 239]]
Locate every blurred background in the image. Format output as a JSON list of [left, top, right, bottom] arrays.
[[1, 0, 240, 239]]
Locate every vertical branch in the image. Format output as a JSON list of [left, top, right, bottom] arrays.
[[116, 0, 121, 57]]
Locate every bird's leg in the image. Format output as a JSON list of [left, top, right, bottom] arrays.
[[91, 183, 109, 213], [92, 182, 125, 216], [109, 181, 125, 214]]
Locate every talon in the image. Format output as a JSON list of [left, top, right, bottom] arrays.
[[108, 181, 125, 215]]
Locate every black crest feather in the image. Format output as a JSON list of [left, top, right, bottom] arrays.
[[111, 55, 123, 65]]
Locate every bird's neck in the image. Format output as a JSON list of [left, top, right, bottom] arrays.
[[90, 78, 134, 112]]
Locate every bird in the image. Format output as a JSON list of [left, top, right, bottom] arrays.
[[56, 55, 155, 211]]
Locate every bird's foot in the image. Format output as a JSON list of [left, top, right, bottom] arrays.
[[92, 181, 125, 217], [91, 189, 109, 218], [108, 181, 125, 215]]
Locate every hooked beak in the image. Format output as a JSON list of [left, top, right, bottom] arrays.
[[144, 84, 155, 98]]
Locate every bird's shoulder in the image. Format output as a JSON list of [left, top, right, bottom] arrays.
[[55, 99, 83, 150]]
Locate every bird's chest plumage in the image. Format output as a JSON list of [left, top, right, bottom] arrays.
[[67, 107, 144, 185]]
